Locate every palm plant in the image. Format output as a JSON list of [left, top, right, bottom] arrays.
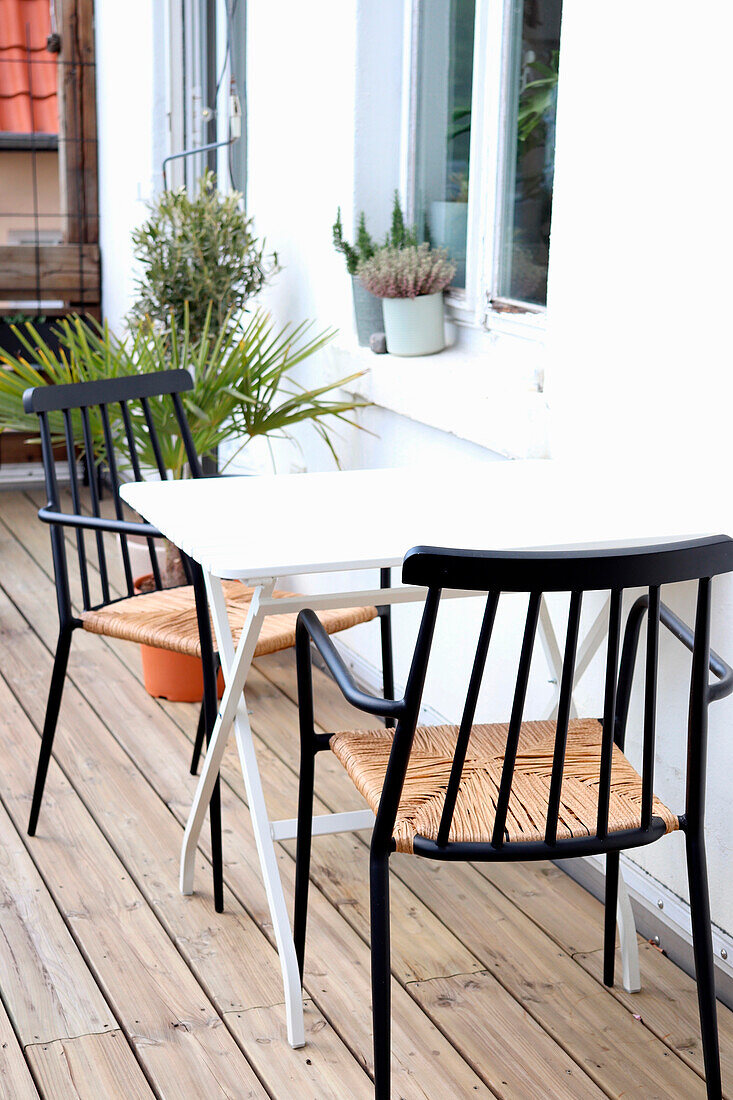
[[0, 308, 368, 477]]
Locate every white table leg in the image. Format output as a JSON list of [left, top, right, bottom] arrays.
[[231, 695, 306, 1047], [617, 867, 641, 992], [180, 575, 305, 1047], [180, 577, 274, 896], [538, 595, 639, 984]]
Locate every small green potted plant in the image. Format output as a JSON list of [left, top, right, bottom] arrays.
[[332, 208, 383, 346], [357, 242, 455, 356], [333, 192, 418, 347]]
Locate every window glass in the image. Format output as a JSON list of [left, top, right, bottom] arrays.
[[498, 0, 562, 306], [414, 0, 476, 287]]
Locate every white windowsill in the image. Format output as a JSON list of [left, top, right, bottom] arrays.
[[325, 321, 550, 459]]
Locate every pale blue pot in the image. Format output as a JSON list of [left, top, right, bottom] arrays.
[[382, 291, 446, 357]]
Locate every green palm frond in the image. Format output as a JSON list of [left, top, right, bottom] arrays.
[[0, 307, 370, 477]]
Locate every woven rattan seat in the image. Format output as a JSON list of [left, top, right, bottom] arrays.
[[330, 717, 678, 853], [82, 581, 377, 659]]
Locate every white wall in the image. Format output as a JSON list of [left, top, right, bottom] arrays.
[[94, 0, 733, 938], [545, 1, 733, 927], [95, 0, 167, 328]]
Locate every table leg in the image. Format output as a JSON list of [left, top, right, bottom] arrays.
[[538, 595, 640, 990], [180, 577, 273, 895], [180, 576, 306, 1048]]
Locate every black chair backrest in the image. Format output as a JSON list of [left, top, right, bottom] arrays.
[[23, 370, 202, 620], [383, 536, 733, 857]]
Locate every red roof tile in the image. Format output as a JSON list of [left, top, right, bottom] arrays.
[[0, 0, 58, 134]]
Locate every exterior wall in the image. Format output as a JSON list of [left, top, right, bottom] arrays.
[[93, 0, 733, 942], [546, 0, 733, 932], [94, 0, 166, 329]]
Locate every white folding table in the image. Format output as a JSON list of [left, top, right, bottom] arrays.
[[121, 456, 729, 1048]]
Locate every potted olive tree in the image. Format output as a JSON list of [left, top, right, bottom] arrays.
[[0, 174, 370, 700], [357, 242, 455, 356]]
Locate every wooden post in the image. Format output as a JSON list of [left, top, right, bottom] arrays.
[[57, 0, 98, 248]]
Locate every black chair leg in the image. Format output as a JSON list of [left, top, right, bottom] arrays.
[[294, 738, 315, 981], [209, 777, 224, 913], [686, 832, 722, 1098], [190, 699, 206, 775], [191, 655, 220, 775], [379, 567, 395, 730], [370, 848, 391, 1100], [603, 850, 620, 986], [28, 625, 74, 836], [200, 651, 224, 914]]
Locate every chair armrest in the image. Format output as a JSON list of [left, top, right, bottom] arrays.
[[38, 506, 162, 540], [297, 608, 405, 720], [622, 596, 733, 703], [658, 601, 733, 702]]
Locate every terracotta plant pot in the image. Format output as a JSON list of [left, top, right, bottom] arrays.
[[139, 644, 224, 702], [135, 574, 224, 702]]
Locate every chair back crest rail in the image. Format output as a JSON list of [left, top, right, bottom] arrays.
[[22, 370, 202, 624], [371, 537, 733, 861]]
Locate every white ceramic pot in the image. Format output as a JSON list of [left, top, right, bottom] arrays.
[[382, 292, 446, 357]]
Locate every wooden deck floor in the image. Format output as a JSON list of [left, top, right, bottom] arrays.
[[0, 484, 732, 1098]]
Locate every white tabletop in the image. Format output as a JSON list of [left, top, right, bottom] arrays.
[[120, 458, 729, 580]]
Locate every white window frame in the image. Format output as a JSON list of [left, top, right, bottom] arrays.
[[401, 0, 551, 340], [166, 0, 244, 195]]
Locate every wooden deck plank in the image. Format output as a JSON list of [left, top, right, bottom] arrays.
[[26, 1032, 154, 1100], [396, 855, 708, 1099], [258, 642, 733, 1092], [0, 495, 501, 1097], [0, 536, 378, 1097], [6, 491, 486, 986], [5, 487, 730, 1097], [0, 998, 39, 1100], [0, 798, 116, 1046], [50, 607, 609, 1097], [409, 971, 603, 1100], [226, 1001, 373, 1100], [0, 672, 266, 1098], [579, 943, 733, 1095]]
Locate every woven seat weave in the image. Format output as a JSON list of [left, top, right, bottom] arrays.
[[81, 581, 377, 659], [330, 718, 678, 853]]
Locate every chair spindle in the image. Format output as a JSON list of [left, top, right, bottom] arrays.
[[641, 585, 660, 829], [62, 408, 91, 609], [140, 396, 168, 480], [80, 405, 110, 605], [119, 400, 162, 590], [437, 590, 500, 847], [545, 590, 583, 844], [492, 590, 542, 847], [99, 403, 134, 596], [596, 588, 622, 838]]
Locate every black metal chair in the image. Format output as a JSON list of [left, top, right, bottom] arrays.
[[24, 368, 394, 917], [294, 536, 733, 1098], [23, 369, 229, 908]]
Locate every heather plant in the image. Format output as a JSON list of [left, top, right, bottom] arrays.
[[357, 243, 455, 300]]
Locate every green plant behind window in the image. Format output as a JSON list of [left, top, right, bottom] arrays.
[[129, 170, 278, 344]]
